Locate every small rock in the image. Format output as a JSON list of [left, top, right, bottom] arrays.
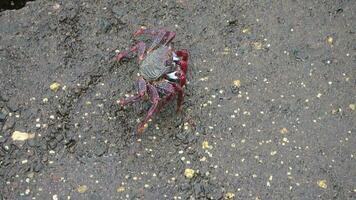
[[317, 180, 327, 189], [27, 139, 37, 147], [280, 127, 288, 134], [94, 143, 108, 157], [233, 80, 241, 88], [0, 136, 6, 143], [117, 186, 125, 193], [252, 41, 263, 50], [176, 131, 187, 141], [242, 27, 251, 34], [53, 3, 60, 10], [326, 36, 333, 46], [11, 131, 35, 141], [33, 162, 44, 172], [184, 168, 195, 179], [206, 186, 223, 200], [0, 111, 7, 122], [50, 82, 61, 92], [77, 184, 88, 193], [225, 192, 235, 199], [349, 104, 355, 111], [202, 140, 213, 149], [6, 101, 19, 112]]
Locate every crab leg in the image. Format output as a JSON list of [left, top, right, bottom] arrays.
[[171, 83, 184, 112], [118, 77, 147, 106], [137, 84, 160, 134], [156, 82, 176, 111], [115, 41, 146, 62]]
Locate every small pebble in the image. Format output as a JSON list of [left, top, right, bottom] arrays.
[[202, 141, 213, 149], [233, 80, 241, 88], [117, 186, 125, 192], [184, 168, 195, 179], [326, 36, 333, 45], [50, 82, 61, 92], [12, 131, 35, 141], [317, 180, 327, 189], [77, 185, 88, 193], [224, 192, 235, 199], [280, 128, 288, 134]]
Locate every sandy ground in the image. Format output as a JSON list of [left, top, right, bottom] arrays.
[[0, 0, 355, 199]]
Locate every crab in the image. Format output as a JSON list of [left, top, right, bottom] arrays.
[[115, 28, 189, 134]]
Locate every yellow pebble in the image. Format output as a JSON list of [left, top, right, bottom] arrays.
[[252, 41, 263, 50], [12, 131, 35, 141], [280, 128, 288, 134], [202, 140, 212, 149], [242, 27, 251, 34], [233, 80, 241, 88], [349, 104, 355, 111], [117, 186, 125, 193], [50, 82, 61, 92], [184, 168, 195, 179], [317, 180, 327, 189], [77, 185, 88, 193], [326, 36, 333, 45], [224, 192, 235, 199]]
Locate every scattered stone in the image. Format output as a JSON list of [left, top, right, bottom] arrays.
[[280, 128, 288, 134], [349, 104, 355, 111], [94, 143, 108, 156], [0, 111, 7, 122], [50, 82, 61, 92], [184, 168, 195, 179], [242, 27, 251, 34], [224, 192, 235, 199], [233, 80, 241, 88], [326, 36, 333, 46], [53, 3, 60, 10], [6, 101, 19, 112], [12, 131, 35, 141], [77, 184, 88, 193], [317, 180, 327, 189], [202, 140, 213, 149], [25, 188, 30, 195], [252, 41, 263, 50], [117, 186, 125, 193]]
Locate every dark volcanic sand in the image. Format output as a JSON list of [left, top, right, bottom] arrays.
[[0, 0, 355, 199]]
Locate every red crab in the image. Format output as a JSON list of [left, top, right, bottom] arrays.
[[115, 28, 189, 134]]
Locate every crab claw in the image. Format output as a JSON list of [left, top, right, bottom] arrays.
[[115, 53, 125, 61], [133, 27, 146, 37], [117, 99, 124, 106], [176, 105, 183, 113], [137, 123, 148, 134]]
